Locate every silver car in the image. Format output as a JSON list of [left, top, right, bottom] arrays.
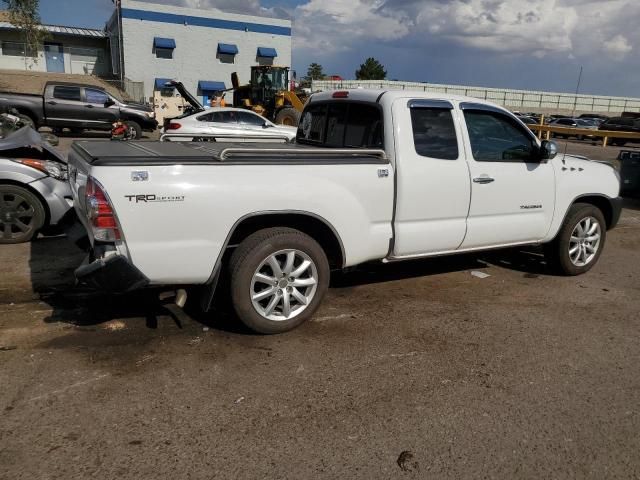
[[549, 117, 599, 140], [161, 107, 298, 142], [0, 126, 72, 243]]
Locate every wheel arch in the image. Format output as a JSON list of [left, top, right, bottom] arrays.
[[571, 194, 615, 229], [226, 211, 345, 269]]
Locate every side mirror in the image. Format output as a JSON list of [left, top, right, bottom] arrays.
[[540, 140, 557, 161], [104, 98, 115, 107]]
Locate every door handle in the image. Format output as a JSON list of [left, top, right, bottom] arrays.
[[47, 101, 57, 105], [473, 176, 495, 184], [85, 104, 94, 108]]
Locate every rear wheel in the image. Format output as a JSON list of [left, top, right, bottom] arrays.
[[0, 185, 46, 244], [124, 120, 142, 139], [229, 227, 329, 334], [275, 107, 301, 126], [545, 203, 606, 275]]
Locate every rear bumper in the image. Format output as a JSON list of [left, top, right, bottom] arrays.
[[609, 196, 623, 229], [75, 254, 149, 293]]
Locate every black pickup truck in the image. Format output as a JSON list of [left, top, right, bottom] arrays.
[[0, 82, 157, 139]]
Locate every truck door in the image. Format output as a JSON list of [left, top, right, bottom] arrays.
[[392, 99, 471, 256], [45, 85, 86, 128], [459, 103, 555, 249], [82, 88, 118, 128]]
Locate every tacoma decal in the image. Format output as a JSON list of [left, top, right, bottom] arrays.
[[520, 204, 542, 210]]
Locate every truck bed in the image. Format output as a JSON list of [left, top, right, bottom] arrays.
[[70, 141, 388, 166]]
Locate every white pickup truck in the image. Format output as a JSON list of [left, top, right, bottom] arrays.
[[67, 89, 622, 333]]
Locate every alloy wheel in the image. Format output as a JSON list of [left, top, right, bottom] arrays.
[[250, 249, 318, 321], [569, 216, 601, 267], [0, 190, 38, 241]]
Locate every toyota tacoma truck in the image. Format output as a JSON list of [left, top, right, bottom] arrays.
[[0, 82, 157, 139], [67, 89, 622, 333]]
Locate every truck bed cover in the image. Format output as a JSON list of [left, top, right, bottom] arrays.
[[70, 141, 388, 166]]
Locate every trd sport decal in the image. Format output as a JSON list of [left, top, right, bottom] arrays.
[[125, 194, 185, 203]]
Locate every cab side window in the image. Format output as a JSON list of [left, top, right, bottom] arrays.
[[85, 89, 108, 105], [464, 110, 537, 162]]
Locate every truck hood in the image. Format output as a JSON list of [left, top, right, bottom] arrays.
[[120, 101, 153, 113], [0, 126, 65, 163], [169, 81, 204, 112]]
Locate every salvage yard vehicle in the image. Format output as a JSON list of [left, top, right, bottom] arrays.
[[161, 106, 297, 142], [0, 82, 157, 139], [599, 117, 640, 146], [549, 118, 599, 140], [67, 89, 622, 333], [0, 125, 71, 243]]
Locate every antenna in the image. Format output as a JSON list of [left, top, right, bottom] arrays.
[[561, 65, 583, 164]]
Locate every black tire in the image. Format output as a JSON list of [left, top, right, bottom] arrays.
[[70, 127, 84, 135], [16, 112, 36, 130], [274, 107, 301, 127], [0, 184, 46, 244], [124, 120, 142, 139], [229, 227, 330, 334], [544, 203, 606, 276]]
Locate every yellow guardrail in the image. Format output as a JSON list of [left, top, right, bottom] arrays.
[[527, 124, 640, 147]]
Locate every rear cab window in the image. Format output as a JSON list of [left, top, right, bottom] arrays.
[[409, 101, 459, 160], [53, 86, 81, 102], [296, 101, 383, 148]]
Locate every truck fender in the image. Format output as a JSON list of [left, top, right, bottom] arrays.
[[198, 210, 346, 312]]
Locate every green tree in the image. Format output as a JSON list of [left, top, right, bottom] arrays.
[[2, 0, 47, 55], [306, 62, 325, 80], [355, 57, 387, 80]]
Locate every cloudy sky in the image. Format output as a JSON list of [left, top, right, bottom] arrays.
[[38, 0, 640, 97]]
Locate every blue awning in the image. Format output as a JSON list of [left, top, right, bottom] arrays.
[[257, 47, 277, 58], [153, 37, 176, 49], [155, 78, 174, 89], [198, 81, 226, 93], [217, 43, 238, 55]]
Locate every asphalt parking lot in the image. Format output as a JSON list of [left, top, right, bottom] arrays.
[[1, 137, 640, 479]]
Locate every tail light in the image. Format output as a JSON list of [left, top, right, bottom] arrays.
[[166, 122, 181, 130], [85, 177, 121, 242]]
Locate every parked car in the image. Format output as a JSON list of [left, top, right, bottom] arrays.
[[598, 117, 640, 146], [549, 118, 599, 140], [0, 123, 71, 243], [618, 150, 640, 197], [162, 107, 298, 142], [579, 113, 609, 121], [0, 82, 157, 139], [516, 115, 538, 125], [67, 89, 621, 334]]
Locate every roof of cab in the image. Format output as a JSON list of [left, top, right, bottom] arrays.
[[308, 89, 506, 112]]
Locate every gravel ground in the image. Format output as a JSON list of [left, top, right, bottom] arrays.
[[0, 138, 639, 479]]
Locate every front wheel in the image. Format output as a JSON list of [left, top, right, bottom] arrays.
[[545, 203, 606, 275], [0, 185, 46, 243], [229, 227, 330, 334]]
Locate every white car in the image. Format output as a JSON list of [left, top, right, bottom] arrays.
[[161, 107, 298, 142], [68, 89, 621, 334]]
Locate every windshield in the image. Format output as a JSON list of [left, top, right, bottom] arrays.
[[252, 67, 288, 91]]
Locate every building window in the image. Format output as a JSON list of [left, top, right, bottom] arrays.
[[217, 53, 234, 64], [2, 41, 36, 57], [217, 43, 238, 64], [155, 48, 173, 59], [153, 37, 176, 59]]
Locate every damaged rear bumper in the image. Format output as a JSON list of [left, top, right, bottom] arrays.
[[75, 255, 149, 293]]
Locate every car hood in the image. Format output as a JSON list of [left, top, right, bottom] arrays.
[[0, 126, 65, 163]]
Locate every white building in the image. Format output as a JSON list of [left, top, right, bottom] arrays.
[[107, 0, 292, 103], [0, 16, 110, 76]]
